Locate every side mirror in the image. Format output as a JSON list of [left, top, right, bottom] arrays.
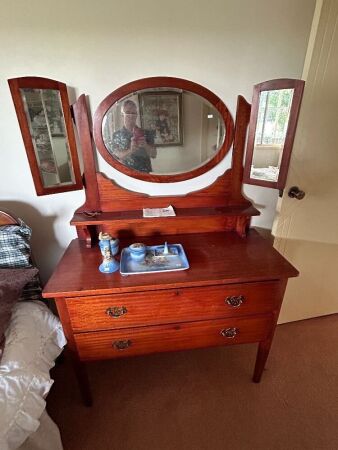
[[244, 78, 304, 190], [8, 76, 83, 196]]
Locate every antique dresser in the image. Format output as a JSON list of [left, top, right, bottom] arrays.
[[42, 77, 300, 406]]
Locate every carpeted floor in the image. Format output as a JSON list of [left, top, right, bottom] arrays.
[[47, 314, 338, 450]]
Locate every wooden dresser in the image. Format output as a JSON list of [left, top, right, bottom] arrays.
[[42, 77, 299, 405], [43, 230, 298, 405]]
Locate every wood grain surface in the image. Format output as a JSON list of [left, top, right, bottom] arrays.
[[67, 281, 282, 332], [74, 314, 273, 361], [43, 230, 298, 299]]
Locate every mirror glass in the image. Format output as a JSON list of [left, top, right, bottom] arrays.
[[250, 88, 294, 183], [102, 88, 226, 175], [20, 88, 75, 188]]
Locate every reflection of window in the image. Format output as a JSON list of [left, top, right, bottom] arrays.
[[255, 89, 293, 145]]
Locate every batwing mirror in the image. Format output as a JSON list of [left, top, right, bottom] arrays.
[[8, 77, 83, 196], [244, 79, 304, 190]]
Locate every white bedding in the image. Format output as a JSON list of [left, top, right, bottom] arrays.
[[0, 301, 66, 450]]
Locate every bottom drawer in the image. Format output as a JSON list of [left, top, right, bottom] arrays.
[[75, 315, 272, 361]]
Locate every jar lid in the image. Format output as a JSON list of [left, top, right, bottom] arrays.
[[99, 232, 112, 241], [129, 242, 146, 252]]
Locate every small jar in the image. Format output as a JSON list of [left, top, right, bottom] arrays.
[[129, 243, 146, 262]]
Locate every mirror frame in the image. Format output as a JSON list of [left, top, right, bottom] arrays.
[[243, 78, 304, 190], [93, 77, 235, 182], [8, 76, 83, 196]]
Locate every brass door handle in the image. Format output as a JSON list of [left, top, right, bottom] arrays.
[[220, 327, 239, 339], [113, 339, 132, 350], [288, 186, 305, 200], [226, 295, 244, 307], [106, 306, 128, 318]]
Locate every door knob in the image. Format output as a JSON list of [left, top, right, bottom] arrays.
[[288, 186, 305, 200]]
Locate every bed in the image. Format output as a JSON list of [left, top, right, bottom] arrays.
[[0, 210, 66, 450]]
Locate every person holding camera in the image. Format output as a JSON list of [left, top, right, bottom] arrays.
[[110, 100, 157, 173]]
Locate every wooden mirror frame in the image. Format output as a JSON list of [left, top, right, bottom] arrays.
[[8, 76, 83, 196], [243, 78, 304, 190], [93, 77, 235, 182]]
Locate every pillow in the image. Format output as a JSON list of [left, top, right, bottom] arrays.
[[0, 268, 38, 360], [0, 220, 43, 302], [0, 220, 32, 268]]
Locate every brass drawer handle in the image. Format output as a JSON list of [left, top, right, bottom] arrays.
[[220, 327, 239, 339], [225, 295, 244, 307], [106, 306, 128, 318], [113, 339, 132, 350]]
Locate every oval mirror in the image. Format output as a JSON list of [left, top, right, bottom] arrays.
[[93, 78, 234, 182]]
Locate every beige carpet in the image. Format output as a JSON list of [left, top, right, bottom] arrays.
[[47, 314, 338, 450]]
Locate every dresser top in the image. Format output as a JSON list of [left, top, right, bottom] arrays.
[[42, 230, 298, 298]]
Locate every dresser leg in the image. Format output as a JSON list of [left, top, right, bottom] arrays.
[[252, 338, 272, 383], [72, 357, 93, 407], [55, 299, 93, 406]]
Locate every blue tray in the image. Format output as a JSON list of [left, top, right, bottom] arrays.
[[120, 244, 189, 275]]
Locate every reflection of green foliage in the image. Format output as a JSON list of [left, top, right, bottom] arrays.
[[257, 89, 293, 145], [277, 110, 288, 130], [281, 89, 292, 107], [268, 91, 279, 107], [266, 108, 276, 122]]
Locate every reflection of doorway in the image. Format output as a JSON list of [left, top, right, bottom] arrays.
[[273, 0, 338, 323]]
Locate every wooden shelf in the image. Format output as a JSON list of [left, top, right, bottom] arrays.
[[71, 205, 260, 226]]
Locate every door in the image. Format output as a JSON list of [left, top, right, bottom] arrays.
[[272, 0, 338, 323]]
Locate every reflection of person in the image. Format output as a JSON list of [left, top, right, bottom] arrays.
[[110, 100, 157, 173]]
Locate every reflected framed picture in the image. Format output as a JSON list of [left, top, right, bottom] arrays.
[[138, 91, 183, 146]]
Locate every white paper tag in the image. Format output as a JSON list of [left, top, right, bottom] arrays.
[[143, 205, 176, 218]]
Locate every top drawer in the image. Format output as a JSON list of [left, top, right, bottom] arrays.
[[66, 281, 283, 332]]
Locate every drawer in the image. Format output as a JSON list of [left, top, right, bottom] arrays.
[[66, 281, 282, 332], [75, 315, 272, 361]]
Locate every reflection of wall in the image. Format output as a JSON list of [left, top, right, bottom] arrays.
[[52, 137, 72, 183], [151, 93, 204, 174], [252, 144, 282, 168], [40, 137, 72, 188], [0, 0, 315, 281]]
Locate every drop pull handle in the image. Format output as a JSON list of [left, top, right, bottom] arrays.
[[288, 186, 305, 200], [226, 295, 244, 307], [220, 327, 238, 339], [106, 306, 128, 318], [113, 340, 132, 350]]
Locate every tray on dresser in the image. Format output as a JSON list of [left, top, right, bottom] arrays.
[[120, 244, 189, 275]]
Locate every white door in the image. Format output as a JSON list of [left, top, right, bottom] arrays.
[[273, 0, 338, 323]]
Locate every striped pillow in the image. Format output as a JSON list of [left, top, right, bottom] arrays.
[[0, 219, 42, 302]]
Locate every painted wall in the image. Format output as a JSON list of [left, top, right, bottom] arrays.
[[0, 0, 315, 282]]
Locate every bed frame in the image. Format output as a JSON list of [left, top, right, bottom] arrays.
[[0, 210, 19, 226]]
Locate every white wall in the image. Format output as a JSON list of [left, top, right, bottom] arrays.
[[0, 0, 315, 282]]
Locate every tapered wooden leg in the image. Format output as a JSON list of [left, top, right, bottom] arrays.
[[253, 338, 273, 383], [253, 281, 287, 383], [55, 299, 93, 406]]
